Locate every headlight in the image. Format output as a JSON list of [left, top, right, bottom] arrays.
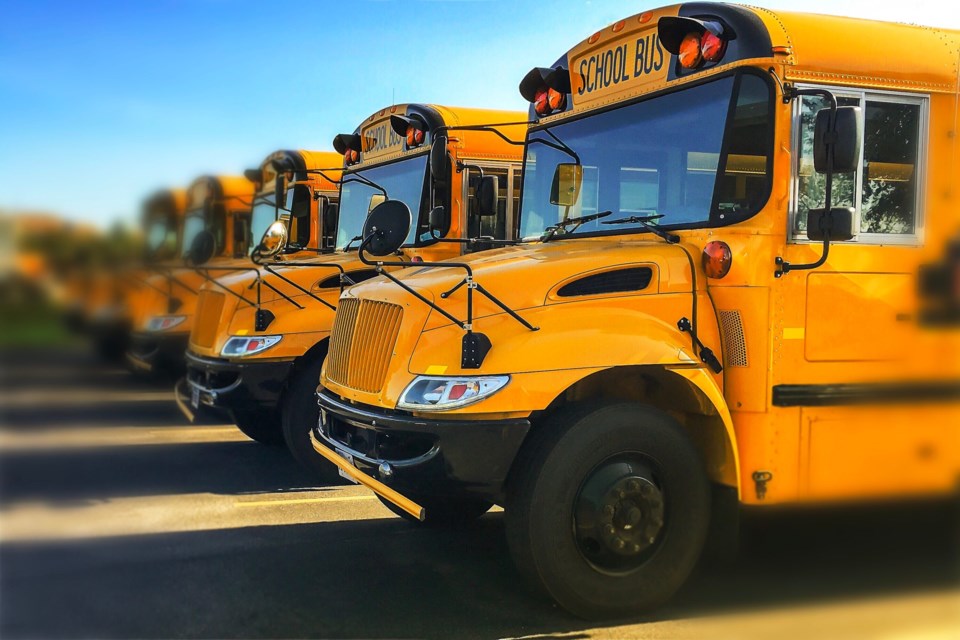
[[146, 315, 185, 332], [398, 375, 509, 411], [221, 335, 281, 358]]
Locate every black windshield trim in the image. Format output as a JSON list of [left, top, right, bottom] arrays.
[[517, 67, 774, 240]]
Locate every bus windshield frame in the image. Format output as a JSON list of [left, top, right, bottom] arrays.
[[335, 153, 430, 252], [180, 210, 206, 258], [518, 69, 774, 242]]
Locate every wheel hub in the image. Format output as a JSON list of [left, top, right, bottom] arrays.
[[573, 457, 665, 572]]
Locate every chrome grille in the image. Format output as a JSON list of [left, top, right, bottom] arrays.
[[326, 298, 403, 393], [192, 291, 225, 349]]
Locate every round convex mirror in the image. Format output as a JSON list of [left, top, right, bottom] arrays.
[[362, 200, 411, 256], [186, 230, 216, 266], [257, 219, 288, 259]]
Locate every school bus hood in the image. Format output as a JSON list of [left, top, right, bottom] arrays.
[[345, 237, 695, 331], [187, 252, 386, 358]]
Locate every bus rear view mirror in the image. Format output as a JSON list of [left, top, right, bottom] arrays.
[[476, 175, 499, 217], [430, 135, 450, 182], [814, 106, 862, 174], [550, 163, 583, 207], [806, 207, 857, 242], [257, 220, 288, 260], [428, 205, 448, 232], [186, 230, 216, 266], [362, 200, 411, 257]]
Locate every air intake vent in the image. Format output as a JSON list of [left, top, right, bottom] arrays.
[[718, 309, 748, 367], [314, 269, 379, 289], [192, 291, 224, 349], [557, 267, 653, 297]]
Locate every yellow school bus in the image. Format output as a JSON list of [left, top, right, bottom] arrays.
[[84, 189, 188, 361], [180, 106, 525, 469], [176, 149, 342, 441], [126, 175, 255, 374], [312, 4, 960, 618]]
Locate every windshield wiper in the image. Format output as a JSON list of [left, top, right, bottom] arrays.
[[541, 210, 612, 242], [602, 214, 680, 244], [342, 235, 362, 251]]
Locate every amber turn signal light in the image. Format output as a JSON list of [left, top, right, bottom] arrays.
[[702, 241, 732, 278], [678, 32, 703, 69]]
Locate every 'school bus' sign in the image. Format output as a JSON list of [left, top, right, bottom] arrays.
[[361, 116, 406, 162], [568, 9, 676, 109]]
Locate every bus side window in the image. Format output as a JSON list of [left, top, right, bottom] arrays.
[[287, 184, 311, 248], [465, 166, 511, 252], [793, 90, 924, 242]]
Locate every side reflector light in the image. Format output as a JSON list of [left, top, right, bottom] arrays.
[[702, 241, 733, 279]]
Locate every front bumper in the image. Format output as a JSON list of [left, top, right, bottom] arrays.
[[182, 351, 294, 416], [127, 331, 189, 373], [315, 387, 530, 502]]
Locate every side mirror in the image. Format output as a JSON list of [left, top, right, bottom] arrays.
[[322, 202, 339, 249], [430, 135, 450, 182], [274, 176, 284, 217], [550, 163, 583, 207], [233, 218, 249, 256], [187, 230, 216, 266], [428, 205, 449, 232], [476, 175, 499, 217], [806, 207, 857, 242], [362, 200, 411, 257], [256, 220, 288, 260], [814, 106, 862, 174]]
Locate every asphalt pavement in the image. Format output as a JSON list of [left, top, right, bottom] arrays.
[[1, 346, 958, 639]]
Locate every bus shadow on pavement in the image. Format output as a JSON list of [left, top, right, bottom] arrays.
[[0, 440, 345, 505], [1, 501, 957, 639]]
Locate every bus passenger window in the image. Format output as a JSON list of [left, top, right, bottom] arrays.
[[861, 101, 920, 235], [794, 91, 923, 240], [466, 166, 511, 251], [795, 95, 860, 234]]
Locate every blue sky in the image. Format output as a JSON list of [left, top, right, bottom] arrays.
[[1, 0, 958, 229]]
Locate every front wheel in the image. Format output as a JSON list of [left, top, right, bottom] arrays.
[[233, 409, 284, 445], [376, 494, 491, 527], [281, 352, 340, 484], [505, 403, 710, 619]]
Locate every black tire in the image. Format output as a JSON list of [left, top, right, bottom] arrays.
[[376, 494, 492, 527], [281, 351, 340, 483], [505, 402, 710, 619], [233, 409, 284, 445]]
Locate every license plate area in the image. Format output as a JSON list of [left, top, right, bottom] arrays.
[[335, 447, 359, 484]]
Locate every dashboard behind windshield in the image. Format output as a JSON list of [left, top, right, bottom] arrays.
[[519, 72, 772, 240], [336, 155, 429, 250]]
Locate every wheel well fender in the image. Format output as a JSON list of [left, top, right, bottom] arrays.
[[538, 365, 740, 495]]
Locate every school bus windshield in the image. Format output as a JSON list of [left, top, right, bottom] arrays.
[[519, 73, 773, 240], [145, 215, 176, 256], [180, 211, 205, 257], [336, 154, 428, 250], [250, 197, 278, 255]]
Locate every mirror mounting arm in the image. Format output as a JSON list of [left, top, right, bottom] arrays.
[[775, 88, 839, 278], [358, 235, 537, 368]]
